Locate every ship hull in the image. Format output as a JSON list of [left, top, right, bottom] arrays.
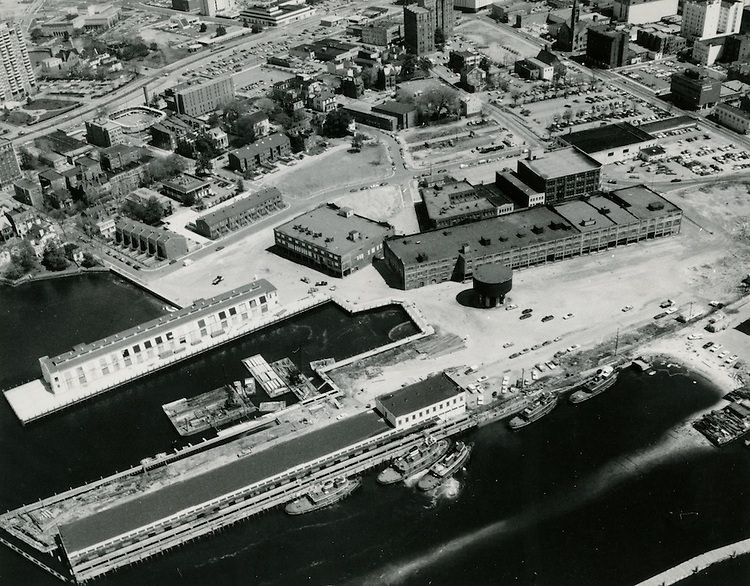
[[377, 439, 451, 485], [569, 374, 618, 404], [509, 395, 558, 429], [285, 477, 361, 515], [417, 443, 472, 492]]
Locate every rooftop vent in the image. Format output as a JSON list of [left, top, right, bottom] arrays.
[[647, 201, 664, 211], [531, 225, 544, 234], [580, 218, 596, 227], [479, 236, 491, 246], [338, 207, 354, 218], [416, 252, 428, 262]]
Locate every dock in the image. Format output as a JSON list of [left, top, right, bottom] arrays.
[[242, 355, 289, 398]]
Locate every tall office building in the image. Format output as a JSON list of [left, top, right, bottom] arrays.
[[0, 138, 22, 187], [404, 4, 435, 55], [681, 0, 743, 40], [418, 0, 454, 38], [0, 21, 36, 103]]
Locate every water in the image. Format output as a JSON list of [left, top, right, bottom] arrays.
[[1, 276, 749, 586]]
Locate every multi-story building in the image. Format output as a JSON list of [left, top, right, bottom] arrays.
[[457, 0, 498, 11], [161, 173, 211, 204], [613, 0, 678, 24], [85, 119, 125, 148], [681, 0, 743, 40], [670, 68, 722, 109], [422, 179, 498, 229], [0, 138, 22, 187], [514, 57, 555, 80], [172, 0, 202, 12], [420, 0, 453, 38], [448, 50, 482, 72], [150, 114, 204, 151], [100, 144, 141, 173], [361, 19, 402, 46], [635, 29, 687, 54], [383, 186, 682, 289], [81, 5, 121, 31], [124, 187, 175, 216], [115, 218, 188, 260], [228, 134, 292, 173], [37, 281, 278, 400], [516, 147, 602, 204], [404, 5, 435, 55], [371, 101, 418, 129], [713, 102, 750, 133], [586, 27, 630, 68], [376, 374, 466, 429], [194, 187, 284, 239], [13, 178, 43, 208], [0, 21, 36, 103], [164, 77, 234, 118], [239, 1, 315, 27], [274, 203, 394, 277]]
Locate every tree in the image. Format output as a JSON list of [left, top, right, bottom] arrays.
[[236, 179, 245, 194], [195, 152, 213, 176], [142, 197, 166, 225], [199, 23, 207, 33], [144, 154, 186, 184], [322, 109, 352, 137], [251, 24, 263, 34], [12, 240, 38, 272], [149, 42, 158, 51], [215, 25, 227, 37], [416, 85, 460, 121], [77, 216, 101, 238], [42, 241, 68, 271], [81, 251, 98, 268], [234, 114, 259, 143], [400, 53, 418, 78], [30, 28, 43, 41]]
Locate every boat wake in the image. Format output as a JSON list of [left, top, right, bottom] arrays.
[[354, 432, 706, 586], [422, 477, 461, 509]]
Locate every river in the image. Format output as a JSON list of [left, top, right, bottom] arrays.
[[0, 274, 748, 585]]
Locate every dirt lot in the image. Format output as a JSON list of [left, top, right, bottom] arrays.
[[455, 18, 540, 61], [262, 141, 391, 198], [332, 184, 420, 234]]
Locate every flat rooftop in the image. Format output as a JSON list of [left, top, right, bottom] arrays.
[[422, 181, 496, 222], [275, 204, 393, 257], [609, 185, 681, 220], [42, 281, 276, 371], [386, 206, 579, 264], [161, 173, 210, 194], [59, 411, 390, 554], [553, 199, 617, 232], [377, 373, 461, 418], [518, 147, 601, 180], [561, 122, 654, 154]]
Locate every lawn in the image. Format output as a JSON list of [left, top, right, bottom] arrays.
[[266, 142, 390, 198], [24, 98, 78, 111]]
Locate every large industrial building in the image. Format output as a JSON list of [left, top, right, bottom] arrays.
[[556, 122, 657, 163], [422, 178, 498, 228], [274, 203, 394, 277], [515, 147, 602, 204], [37, 281, 278, 399], [239, 1, 315, 27], [383, 185, 682, 289], [0, 21, 36, 103], [165, 77, 235, 117]]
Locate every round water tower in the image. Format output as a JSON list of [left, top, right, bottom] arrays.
[[473, 265, 513, 308]]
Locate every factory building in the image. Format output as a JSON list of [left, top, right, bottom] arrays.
[[555, 122, 657, 163], [39, 281, 279, 398], [273, 203, 394, 276], [376, 374, 466, 429], [422, 178, 497, 229], [515, 147, 602, 204], [383, 186, 682, 289]]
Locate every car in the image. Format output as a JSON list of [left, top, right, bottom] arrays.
[[212, 275, 223, 285], [659, 299, 675, 308], [665, 307, 677, 314], [687, 333, 704, 340], [505, 304, 518, 310], [708, 300, 724, 308], [531, 344, 541, 350], [509, 352, 520, 359], [315, 281, 328, 286], [566, 344, 581, 352], [520, 313, 532, 320], [710, 344, 723, 352], [553, 335, 563, 342], [728, 354, 739, 361], [522, 308, 533, 314], [653, 312, 667, 320], [502, 342, 514, 348], [702, 341, 714, 349], [621, 305, 633, 312], [563, 313, 574, 320], [215, 245, 224, 251], [670, 178, 682, 182], [542, 340, 552, 346], [478, 375, 488, 382], [521, 348, 530, 354], [541, 315, 554, 322]]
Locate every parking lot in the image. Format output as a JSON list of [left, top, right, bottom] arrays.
[[616, 59, 718, 95]]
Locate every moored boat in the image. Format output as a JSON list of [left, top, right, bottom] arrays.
[[285, 476, 361, 515], [509, 393, 558, 429], [377, 438, 451, 485], [570, 366, 617, 404], [417, 442, 472, 492]]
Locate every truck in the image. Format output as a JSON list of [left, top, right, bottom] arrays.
[[659, 299, 675, 308]]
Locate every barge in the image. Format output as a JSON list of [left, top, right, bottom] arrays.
[[508, 393, 558, 429], [569, 366, 617, 404]]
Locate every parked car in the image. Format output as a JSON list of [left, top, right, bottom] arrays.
[[541, 315, 554, 322], [502, 342, 514, 348], [702, 341, 714, 349], [563, 313, 574, 320], [505, 304, 518, 310], [653, 312, 667, 320], [621, 305, 633, 312], [520, 313, 532, 320], [522, 308, 533, 314]]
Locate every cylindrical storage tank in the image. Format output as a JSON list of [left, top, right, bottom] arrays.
[[473, 264, 513, 308]]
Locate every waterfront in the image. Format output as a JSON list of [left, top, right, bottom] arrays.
[[1, 275, 749, 585]]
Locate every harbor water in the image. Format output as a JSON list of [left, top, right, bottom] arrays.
[[1, 274, 749, 585]]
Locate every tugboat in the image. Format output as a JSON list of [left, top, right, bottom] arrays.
[[509, 393, 558, 429], [417, 442, 472, 492], [570, 366, 617, 404], [285, 477, 361, 515], [377, 438, 451, 485]]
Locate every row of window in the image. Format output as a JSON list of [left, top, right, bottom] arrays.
[[397, 397, 463, 424]]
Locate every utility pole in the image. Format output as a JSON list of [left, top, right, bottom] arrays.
[[614, 327, 620, 357]]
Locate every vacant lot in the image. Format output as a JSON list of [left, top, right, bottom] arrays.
[[455, 18, 541, 61]]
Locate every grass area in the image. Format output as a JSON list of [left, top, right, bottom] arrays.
[[24, 98, 78, 111], [267, 142, 389, 197]]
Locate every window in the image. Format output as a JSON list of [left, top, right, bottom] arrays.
[[259, 296, 267, 304], [144, 340, 152, 349], [166, 332, 174, 341], [155, 336, 163, 345], [219, 311, 227, 320], [133, 344, 141, 354], [229, 307, 237, 316]]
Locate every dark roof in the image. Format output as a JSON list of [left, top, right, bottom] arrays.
[[639, 116, 698, 134], [372, 101, 418, 116], [377, 374, 461, 418], [58, 411, 388, 553], [560, 122, 654, 154], [196, 187, 282, 227], [231, 133, 291, 159]]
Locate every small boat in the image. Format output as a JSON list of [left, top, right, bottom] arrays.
[[377, 438, 451, 485], [285, 477, 361, 515], [417, 442, 472, 492], [509, 393, 558, 429]]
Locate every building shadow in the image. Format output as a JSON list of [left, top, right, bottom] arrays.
[[372, 258, 401, 289], [455, 289, 483, 309]]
